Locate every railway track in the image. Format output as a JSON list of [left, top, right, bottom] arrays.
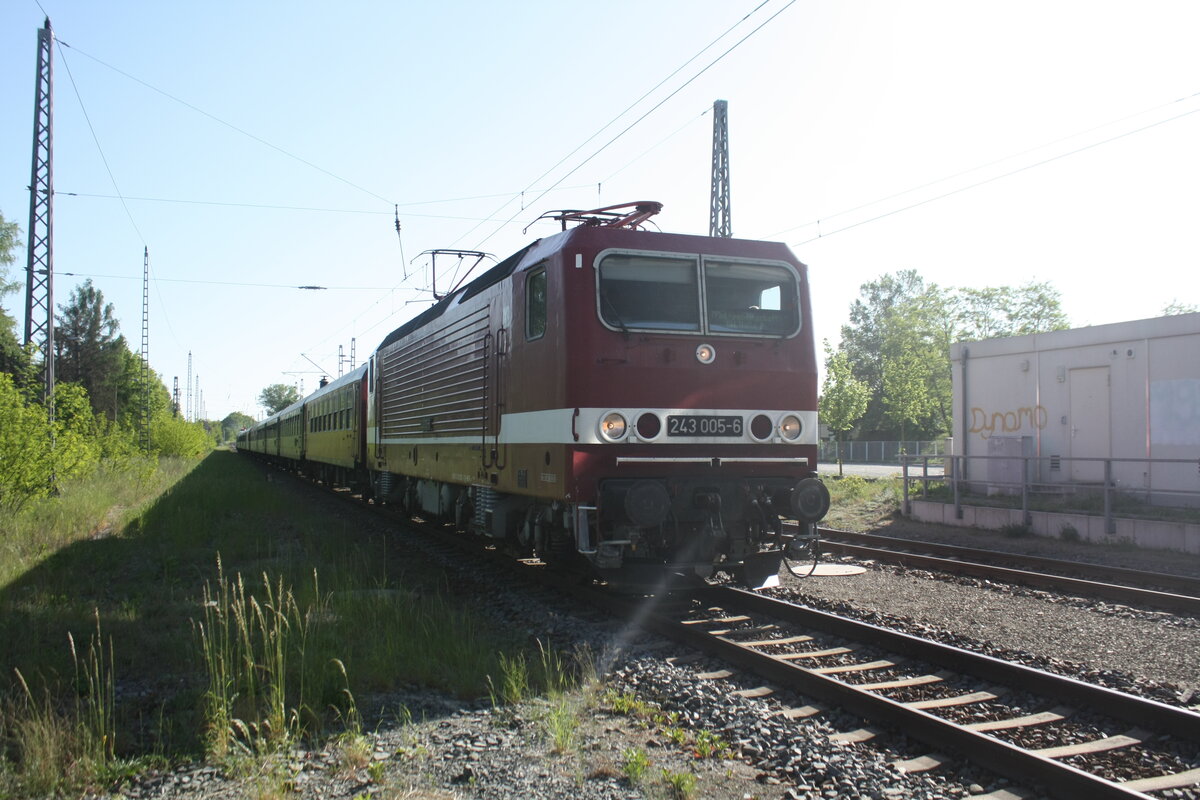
[[810, 528, 1200, 616], [585, 584, 1200, 800], [273, 467, 1200, 798]]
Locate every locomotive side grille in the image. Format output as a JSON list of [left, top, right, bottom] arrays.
[[379, 307, 490, 438]]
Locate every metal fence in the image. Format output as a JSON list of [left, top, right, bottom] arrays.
[[899, 453, 1200, 534], [820, 440, 945, 464]]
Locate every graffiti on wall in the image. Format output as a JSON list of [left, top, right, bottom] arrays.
[[970, 405, 1048, 440]]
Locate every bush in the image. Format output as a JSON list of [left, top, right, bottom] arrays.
[[151, 413, 213, 458], [0, 373, 55, 510], [1059, 524, 1081, 543], [1000, 522, 1031, 538]]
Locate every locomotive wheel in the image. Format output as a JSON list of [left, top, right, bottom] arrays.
[[783, 525, 820, 578], [540, 527, 573, 566]]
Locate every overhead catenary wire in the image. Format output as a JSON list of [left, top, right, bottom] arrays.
[[56, 38, 397, 208], [446, 0, 786, 252], [764, 89, 1200, 242], [55, 187, 593, 222], [307, 0, 796, 366], [56, 270, 390, 291], [467, 0, 797, 253], [598, 107, 711, 187], [789, 101, 1200, 248], [57, 41, 145, 245]]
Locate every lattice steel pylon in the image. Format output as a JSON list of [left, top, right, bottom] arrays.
[[186, 351, 193, 422], [140, 247, 151, 449], [24, 18, 55, 404], [708, 99, 731, 238]]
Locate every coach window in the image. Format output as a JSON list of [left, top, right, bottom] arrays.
[[598, 253, 700, 332], [526, 267, 547, 340]]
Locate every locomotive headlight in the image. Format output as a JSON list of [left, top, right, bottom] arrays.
[[778, 414, 803, 441], [695, 343, 716, 364], [600, 411, 628, 441]]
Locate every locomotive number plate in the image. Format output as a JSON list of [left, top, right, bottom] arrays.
[[666, 415, 743, 437]]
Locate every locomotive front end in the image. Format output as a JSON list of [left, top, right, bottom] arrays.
[[562, 227, 830, 589]]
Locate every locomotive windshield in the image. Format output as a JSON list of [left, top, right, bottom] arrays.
[[597, 252, 799, 336]]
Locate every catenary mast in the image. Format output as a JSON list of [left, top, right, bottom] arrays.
[[708, 99, 731, 238], [24, 18, 55, 405]]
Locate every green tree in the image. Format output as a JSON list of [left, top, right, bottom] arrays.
[[819, 342, 869, 476], [258, 383, 300, 416], [840, 270, 950, 439], [840, 271, 1070, 442], [221, 411, 255, 443], [952, 281, 1069, 340], [1163, 300, 1198, 315], [0, 211, 29, 382], [1007, 281, 1070, 335], [881, 350, 931, 443], [55, 279, 130, 421]]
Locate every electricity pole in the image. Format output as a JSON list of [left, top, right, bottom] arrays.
[[24, 18, 55, 404], [708, 99, 731, 238], [140, 247, 151, 449]]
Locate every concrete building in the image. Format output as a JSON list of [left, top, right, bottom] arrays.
[[949, 312, 1200, 507]]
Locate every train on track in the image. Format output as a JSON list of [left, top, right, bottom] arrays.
[[239, 202, 830, 589]]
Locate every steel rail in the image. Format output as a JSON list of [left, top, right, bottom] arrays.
[[812, 529, 1200, 616], [697, 586, 1200, 739], [598, 585, 1200, 800], [818, 529, 1200, 595]]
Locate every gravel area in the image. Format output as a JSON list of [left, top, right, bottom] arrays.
[[776, 559, 1200, 690], [84, 497, 1200, 800]]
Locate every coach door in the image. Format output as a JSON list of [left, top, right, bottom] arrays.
[[1069, 366, 1110, 483], [368, 355, 382, 463]]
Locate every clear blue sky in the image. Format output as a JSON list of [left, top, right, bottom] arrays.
[[3, 1, 1198, 421]]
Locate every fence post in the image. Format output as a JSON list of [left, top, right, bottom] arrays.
[[902, 459, 910, 515], [1104, 459, 1115, 535], [1021, 455, 1031, 526], [953, 455, 963, 520]]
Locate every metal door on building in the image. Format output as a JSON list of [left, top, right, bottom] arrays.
[[1069, 366, 1110, 483]]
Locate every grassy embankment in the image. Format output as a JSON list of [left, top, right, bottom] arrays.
[[0, 450, 574, 797]]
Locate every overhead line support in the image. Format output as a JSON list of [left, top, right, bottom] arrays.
[[25, 18, 56, 405], [709, 99, 731, 238]]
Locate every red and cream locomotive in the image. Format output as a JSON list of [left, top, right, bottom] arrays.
[[242, 203, 830, 589]]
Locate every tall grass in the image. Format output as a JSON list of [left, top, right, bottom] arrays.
[[0, 457, 191, 591], [3, 612, 117, 796], [1, 451, 589, 795], [487, 642, 599, 754], [195, 561, 317, 758]]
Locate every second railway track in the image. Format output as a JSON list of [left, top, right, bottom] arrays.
[[811, 528, 1200, 616]]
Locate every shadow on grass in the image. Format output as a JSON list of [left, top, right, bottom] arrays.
[[0, 450, 508, 758]]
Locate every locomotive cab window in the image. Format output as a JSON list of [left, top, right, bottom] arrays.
[[526, 267, 547, 341], [704, 260, 799, 336], [597, 251, 800, 337], [598, 253, 700, 332]]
